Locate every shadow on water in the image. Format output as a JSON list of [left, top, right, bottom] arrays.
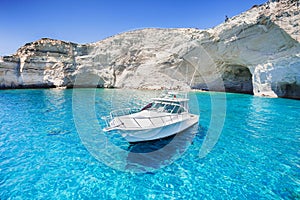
[[123, 124, 206, 172], [128, 135, 175, 153]]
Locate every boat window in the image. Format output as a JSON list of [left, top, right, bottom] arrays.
[[172, 106, 180, 113], [148, 102, 186, 114], [153, 103, 162, 109], [148, 102, 163, 111], [165, 104, 175, 113], [177, 107, 185, 114]]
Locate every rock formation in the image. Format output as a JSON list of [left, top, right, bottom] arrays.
[[0, 0, 299, 98]]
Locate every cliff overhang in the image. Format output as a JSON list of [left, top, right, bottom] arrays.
[[0, 0, 299, 99]]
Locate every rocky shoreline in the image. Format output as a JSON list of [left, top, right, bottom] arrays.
[[0, 0, 299, 99]]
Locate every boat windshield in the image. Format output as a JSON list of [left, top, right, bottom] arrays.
[[145, 102, 185, 114]]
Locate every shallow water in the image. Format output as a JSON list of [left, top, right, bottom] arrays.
[[0, 89, 299, 199]]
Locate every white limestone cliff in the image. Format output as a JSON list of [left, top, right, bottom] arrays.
[[0, 0, 299, 98]]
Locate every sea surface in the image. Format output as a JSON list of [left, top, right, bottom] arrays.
[[0, 89, 299, 199]]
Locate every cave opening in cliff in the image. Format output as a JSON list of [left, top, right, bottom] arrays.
[[72, 72, 106, 88], [222, 65, 253, 94], [272, 82, 300, 99]]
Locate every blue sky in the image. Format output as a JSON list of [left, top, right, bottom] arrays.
[[0, 0, 266, 56]]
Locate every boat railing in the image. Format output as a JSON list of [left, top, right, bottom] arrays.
[[103, 112, 189, 130], [102, 108, 139, 129], [110, 108, 140, 118]]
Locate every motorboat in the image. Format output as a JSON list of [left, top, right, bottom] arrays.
[[103, 92, 199, 143]]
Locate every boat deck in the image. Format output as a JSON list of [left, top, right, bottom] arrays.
[[104, 110, 190, 131]]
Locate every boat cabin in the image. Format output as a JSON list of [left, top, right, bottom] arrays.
[[142, 95, 189, 114]]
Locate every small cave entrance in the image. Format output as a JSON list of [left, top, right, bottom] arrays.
[[272, 82, 300, 99], [222, 65, 253, 94], [71, 72, 105, 88]]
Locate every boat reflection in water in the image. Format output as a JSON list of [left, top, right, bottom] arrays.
[[124, 124, 201, 172]]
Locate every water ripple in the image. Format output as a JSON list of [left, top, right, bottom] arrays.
[[0, 89, 299, 199]]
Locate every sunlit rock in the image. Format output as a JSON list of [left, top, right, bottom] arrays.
[[0, 0, 299, 98]]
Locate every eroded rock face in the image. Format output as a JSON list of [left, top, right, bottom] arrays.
[[0, 39, 91, 88], [0, 0, 299, 98]]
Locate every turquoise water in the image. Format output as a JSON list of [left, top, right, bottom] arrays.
[[0, 89, 299, 199]]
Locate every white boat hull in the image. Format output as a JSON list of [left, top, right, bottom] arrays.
[[103, 92, 199, 143], [119, 114, 199, 143]]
